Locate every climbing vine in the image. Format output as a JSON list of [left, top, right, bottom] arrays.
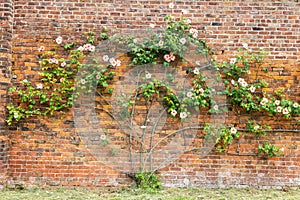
[[7, 13, 300, 172], [7, 29, 115, 125]]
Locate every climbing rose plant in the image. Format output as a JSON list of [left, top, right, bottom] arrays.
[[7, 30, 115, 124], [7, 15, 300, 159]]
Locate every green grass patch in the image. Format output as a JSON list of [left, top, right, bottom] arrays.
[[0, 187, 299, 200]]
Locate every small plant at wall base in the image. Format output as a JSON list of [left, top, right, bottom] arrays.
[[132, 171, 162, 190], [7, 14, 300, 188]]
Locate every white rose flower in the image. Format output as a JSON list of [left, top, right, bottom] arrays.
[[116, 59, 121, 67], [100, 135, 106, 140], [276, 106, 282, 113], [36, 83, 43, 89], [230, 58, 237, 64], [149, 23, 155, 28], [56, 36, 62, 44], [254, 125, 260, 131], [103, 55, 109, 62], [282, 108, 289, 115], [230, 127, 237, 134], [158, 40, 164, 46], [274, 100, 280, 106], [249, 86, 256, 93], [260, 98, 268, 106], [109, 58, 117, 66], [77, 46, 84, 51], [180, 38, 186, 45], [241, 81, 248, 87], [170, 109, 177, 117], [145, 73, 152, 79], [213, 105, 219, 110], [238, 78, 244, 84], [186, 91, 193, 98], [169, 3, 174, 8], [242, 43, 248, 49], [60, 62, 66, 67], [180, 112, 187, 119], [13, 112, 19, 119], [193, 68, 200, 75]]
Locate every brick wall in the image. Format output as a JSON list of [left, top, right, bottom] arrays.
[[3, 0, 300, 188], [0, 0, 13, 189], [160, 132, 300, 188]]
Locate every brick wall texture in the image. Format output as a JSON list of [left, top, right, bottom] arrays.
[[0, 0, 299, 188], [0, 0, 13, 189]]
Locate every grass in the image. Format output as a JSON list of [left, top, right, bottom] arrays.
[[0, 187, 300, 200]]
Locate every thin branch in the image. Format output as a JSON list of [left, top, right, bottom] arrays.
[[140, 97, 154, 171], [225, 152, 258, 156], [142, 107, 167, 171], [130, 70, 143, 171], [238, 128, 300, 133]]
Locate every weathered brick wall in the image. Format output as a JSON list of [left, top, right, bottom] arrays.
[[0, 136, 9, 189], [160, 132, 300, 188], [4, 0, 300, 188], [0, 0, 13, 189]]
